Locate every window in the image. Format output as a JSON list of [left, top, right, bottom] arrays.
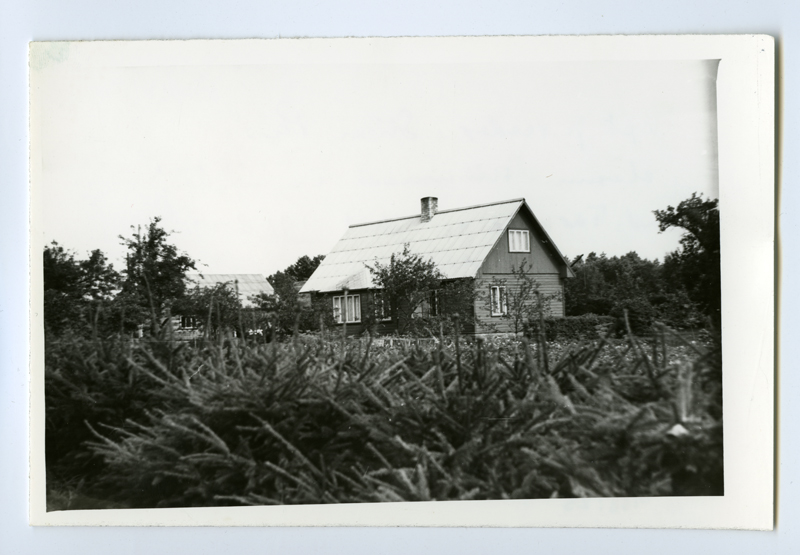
[[374, 291, 391, 321], [428, 290, 440, 317], [333, 294, 361, 323], [414, 290, 440, 318], [508, 229, 530, 253], [490, 286, 507, 316]]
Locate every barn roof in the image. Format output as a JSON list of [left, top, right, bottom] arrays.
[[188, 274, 274, 307], [300, 198, 573, 294]]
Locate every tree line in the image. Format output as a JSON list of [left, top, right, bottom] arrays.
[[42, 193, 720, 341], [42, 217, 329, 341], [565, 193, 720, 333]]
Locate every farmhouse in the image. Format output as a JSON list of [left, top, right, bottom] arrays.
[[300, 197, 574, 335]]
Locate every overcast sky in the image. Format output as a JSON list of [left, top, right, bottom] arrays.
[[31, 40, 719, 276]]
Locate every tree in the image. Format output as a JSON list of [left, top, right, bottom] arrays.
[[43, 242, 89, 336], [119, 217, 196, 323], [252, 274, 300, 337], [429, 279, 479, 336], [565, 251, 703, 333], [172, 281, 244, 338], [366, 244, 465, 335], [42, 242, 121, 337], [257, 254, 330, 338], [485, 259, 560, 336], [654, 193, 720, 327], [268, 254, 325, 285]]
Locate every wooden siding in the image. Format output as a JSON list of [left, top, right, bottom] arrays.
[[471, 205, 568, 333], [321, 285, 477, 336], [473, 274, 565, 334], [478, 210, 566, 276], [321, 289, 397, 336]]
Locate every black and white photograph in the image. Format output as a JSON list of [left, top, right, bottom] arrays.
[[27, 36, 773, 528]]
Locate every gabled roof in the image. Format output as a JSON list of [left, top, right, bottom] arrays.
[[300, 198, 573, 294], [188, 274, 274, 307]]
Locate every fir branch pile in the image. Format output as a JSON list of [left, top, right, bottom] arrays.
[[45, 323, 722, 510]]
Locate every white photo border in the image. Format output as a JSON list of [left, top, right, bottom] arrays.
[[28, 34, 774, 529]]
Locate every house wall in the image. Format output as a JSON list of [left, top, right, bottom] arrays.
[[321, 289, 397, 337], [321, 282, 477, 337], [474, 208, 567, 333], [474, 274, 565, 333]]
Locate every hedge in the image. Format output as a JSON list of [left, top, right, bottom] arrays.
[[525, 314, 617, 341]]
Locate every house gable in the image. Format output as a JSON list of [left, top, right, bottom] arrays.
[[473, 202, 573, 326], [478, 209, 564, 276]]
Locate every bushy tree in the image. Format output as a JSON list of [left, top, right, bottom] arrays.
[[80, 249, 120, 301], [250, 288, 333, 339], [251, 254, 330, 338], [430, 279, 479, 335], [268, 254, 325, 285], [565, 250, 706, 334], [43, 222, 198, 340], [119, 217, 196, 325], [654, 193, 720, 327], [366, 244, 446, 335], [42, 242, 121, 337], [566, 252, 665, 333], [172, 281, 244, 338], [43, 242, 88, 336]]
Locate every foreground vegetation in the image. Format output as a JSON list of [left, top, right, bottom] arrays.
[[46, 321, 722, 510]]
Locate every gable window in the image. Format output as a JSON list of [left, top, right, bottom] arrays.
[[490, 286, 507, 316], [508, 229, 530, 253], [333, 294, 361, 323]]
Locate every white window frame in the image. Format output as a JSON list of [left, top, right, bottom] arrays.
[[490, 286, 508, 316], [508, 229, 531, 253], [333, 294, 361, 323]]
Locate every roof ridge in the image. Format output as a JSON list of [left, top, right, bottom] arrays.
[[349, 198, 525, 228]]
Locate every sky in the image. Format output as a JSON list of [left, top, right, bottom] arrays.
[[31, 40, 720, 276]]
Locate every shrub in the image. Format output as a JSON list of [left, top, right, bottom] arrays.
[[610, 296, 659, 335], [525, 314, 616, 342]]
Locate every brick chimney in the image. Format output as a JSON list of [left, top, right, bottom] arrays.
[[420, 197, 438, 222]]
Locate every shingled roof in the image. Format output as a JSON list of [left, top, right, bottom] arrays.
[[300, 198, 572, 294], [188, 274, 274, 307]]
